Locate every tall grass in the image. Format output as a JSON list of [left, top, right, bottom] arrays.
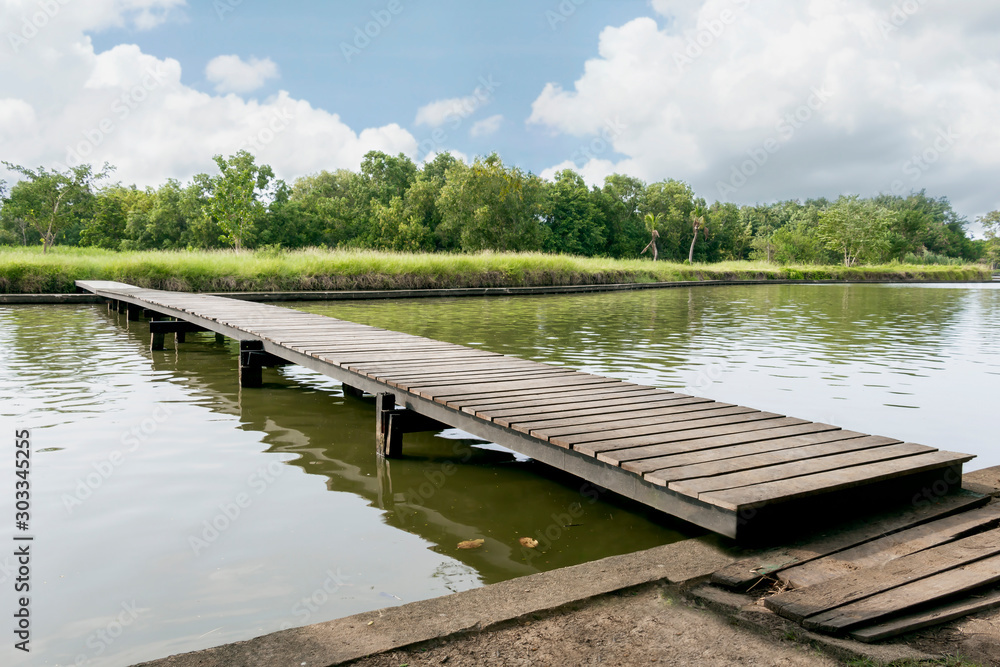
[[0, 246, 990, 293]]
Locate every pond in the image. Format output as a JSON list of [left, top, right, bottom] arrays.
[[1, 283, 997, 665]]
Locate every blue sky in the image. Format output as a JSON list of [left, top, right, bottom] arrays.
[[1, 0, 998, 227]]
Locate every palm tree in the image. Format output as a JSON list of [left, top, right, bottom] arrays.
[[688, 210, 709, 263], [641, 212, 662, 261]]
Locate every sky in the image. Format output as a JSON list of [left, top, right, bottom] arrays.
[[1, 0, 998, 232]]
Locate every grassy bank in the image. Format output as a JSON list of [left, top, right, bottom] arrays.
[[0, 247, 990, 294]]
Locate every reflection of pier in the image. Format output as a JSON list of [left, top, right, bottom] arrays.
[[80, 281, 974, 541]]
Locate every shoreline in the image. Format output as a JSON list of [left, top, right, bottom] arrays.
[[1, 276, 995, 305]]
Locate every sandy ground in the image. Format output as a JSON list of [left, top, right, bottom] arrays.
[[345, 585, 838, 667]]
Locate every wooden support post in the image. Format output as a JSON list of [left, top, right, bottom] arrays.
[[150, 331, 165, 351], [375, 393, 397, 458], [342, 384, 366, 399], [176, 331, 186, 344], [117, 300, 127, 314], [215, 333, 225, 344], [126, 303, 142, 321], [239, 340, 264, 388], [107, 300, 115, 313], [385, 412, 405, 458]]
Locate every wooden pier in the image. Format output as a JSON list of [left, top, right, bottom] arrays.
[[77, 281, 974, 541]]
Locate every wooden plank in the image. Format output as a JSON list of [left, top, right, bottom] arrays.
[[573, 422, 840, 462], [380, 367, 565, 385], [851, 587, 1000, 642], [527, 405, 758, 440], [366, 359, 544, 377], [328, 351, 494, 365], [396, 368, 583, 390], [584, 417, 811, 462], [417, 375, 620, 403], [478, 390, 682, 421], [669, 443, 937, 499], [702, 451, 974, 512], [491, 395, 706, 427], [780, 502, 1000, 589], [554, 412, 789, 451], [459, 386, 666, 414], [766, 527, 1000, 624], [501, 397, 721, 431], [644, 434, 898, 486], [805, 552, 1000, 633], [711, 492, 990, 590], [583, 423, 840, 467]]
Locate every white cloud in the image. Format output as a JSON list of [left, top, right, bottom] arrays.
[[469, 114, 503, 138], [205, 55, 279, 95], [0, 11, 418, 188], [529, 0, 1000, 218], [415, 94, 485, 127]]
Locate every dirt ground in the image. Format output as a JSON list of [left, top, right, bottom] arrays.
[[344, 585, 838, 667]]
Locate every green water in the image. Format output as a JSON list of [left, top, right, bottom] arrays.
[[0, 283, 997, 666]]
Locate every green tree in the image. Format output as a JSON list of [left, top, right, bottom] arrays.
[[1, 161, 112, 252], [979, 210, 1000, 268], [289, 169, 360, 247], [80, 185, 144, 249], [208, 150, 275, 251], [641, 180, 699, 261], [595, 174, 646, 258], [542, 169, 604, 256], [818, 195, 898, 266], [437, 154, 544, 252]]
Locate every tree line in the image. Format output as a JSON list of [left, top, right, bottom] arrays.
[[1, 150, 997, 266]]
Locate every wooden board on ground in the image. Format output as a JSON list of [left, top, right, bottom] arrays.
[[765, 527, 1000, 623], [780, 501, 1000, 589], [850, 586, 1000, 642], [804, 551, 1000, 633], [711, 491, 989, 590]]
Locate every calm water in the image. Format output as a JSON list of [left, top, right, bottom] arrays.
[[0, 283, 997, 665]]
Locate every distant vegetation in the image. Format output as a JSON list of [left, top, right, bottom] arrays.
[[1, 151, 997, 270], [0, 247, 987, 294]]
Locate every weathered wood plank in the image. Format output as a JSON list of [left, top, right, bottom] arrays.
[[502, 397, 721, 431], [586, 418, 813, 463], [644, 434, 898, 486], [765, 526, 1000, 623], [478, 390, 682, 421], [526, 405, 758, 440], [669, 443, 937, 499], [418, 375, 621, 403], [455, 385, 656, 413], [710, 492, 989, 590], [396, 368, 582, 390], [780, 502, 1000, 589], [555, 413, 790, 451], [851, 587, 1000, 642], [805, 552, 1000, 633], [578, 423, 841, 462], [702, 451, 974, 512]]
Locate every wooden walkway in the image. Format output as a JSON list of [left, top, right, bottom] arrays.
[[77, 281, 975, 541]]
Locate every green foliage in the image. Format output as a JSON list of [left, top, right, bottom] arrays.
[[207, 150, 276, 250], [1, 161, 113, 252], [0, 153, 984, 267], [437, 154, 545, 252], [818, 195, 898, 266], [542, 169, 604, 256], [979, 210, 1000, 268]]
